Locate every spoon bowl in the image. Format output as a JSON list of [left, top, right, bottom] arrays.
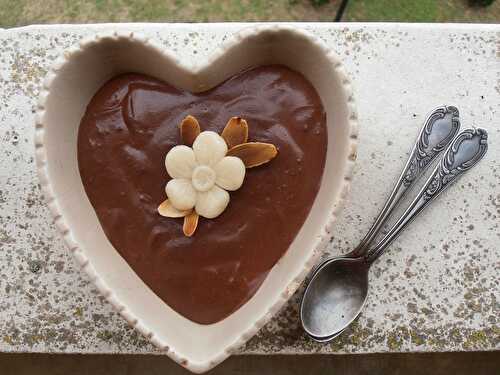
[[301, 257, 369, 338]]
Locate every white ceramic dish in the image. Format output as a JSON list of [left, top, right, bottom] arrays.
[[34, 25, 357, 373]]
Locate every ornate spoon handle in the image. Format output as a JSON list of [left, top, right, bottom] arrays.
[[352, 105, 460, 256], [365, 128, 488, 263]]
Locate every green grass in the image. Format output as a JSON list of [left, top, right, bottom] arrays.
[[0, 0, 498, 27], [345, 0, 500, 22], [0, 0, 24, 27], [345, 0, 438, 22]]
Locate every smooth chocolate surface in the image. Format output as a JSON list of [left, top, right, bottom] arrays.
[[77, 66, 327, 324]]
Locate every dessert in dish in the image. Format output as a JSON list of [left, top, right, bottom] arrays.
[[78, 65, 327, 324]]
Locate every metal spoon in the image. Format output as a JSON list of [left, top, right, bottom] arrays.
[[302, 106, 460, 340], [300, 125, 488, 341], [300, 105, 460, 341]]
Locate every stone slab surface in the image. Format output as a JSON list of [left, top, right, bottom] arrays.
[[0, 23, 498, 354]]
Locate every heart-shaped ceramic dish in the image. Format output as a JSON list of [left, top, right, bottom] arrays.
[[34, 25, 357, 373]]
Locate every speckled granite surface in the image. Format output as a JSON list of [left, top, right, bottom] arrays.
[[0, 23, 498, 354]]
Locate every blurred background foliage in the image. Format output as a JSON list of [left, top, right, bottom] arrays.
[[0, 0, 498, 27]]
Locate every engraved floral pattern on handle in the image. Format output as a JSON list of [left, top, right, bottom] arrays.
[[423, 127, 488, 201], [349, 105, 460, 257], [365, 127, 488, 264], [403, 105, 460, 187]]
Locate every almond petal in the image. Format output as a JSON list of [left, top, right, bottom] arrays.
[[226, 142, 278, 168], [183, 211, 199, 237], [158, 199, 191, 218], [221, 117, 249, 148], [180, 115, 201, 146]]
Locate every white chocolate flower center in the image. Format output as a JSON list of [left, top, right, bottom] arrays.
[[192, 165, 216, 192]]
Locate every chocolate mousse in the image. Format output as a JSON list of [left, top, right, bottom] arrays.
[[77, 65, 327, 324]]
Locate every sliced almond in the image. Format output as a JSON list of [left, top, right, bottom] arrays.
[[221, 117, 248, 148], [227, 142, 278, 168], [158, 199, 191, 218], [180, 115, 200, 146], [183, 211, 199, 237]]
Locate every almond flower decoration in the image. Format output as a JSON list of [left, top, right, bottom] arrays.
[[158, 115, 278, 236]]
